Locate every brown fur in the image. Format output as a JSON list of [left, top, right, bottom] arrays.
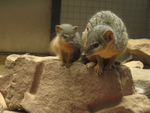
[[50, 24, 81, 67], [50, 36, 77, 67], [81, 11, 128, 75]]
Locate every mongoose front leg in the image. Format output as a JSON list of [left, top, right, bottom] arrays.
[[105, 54, 118, 70], [86, 62, 96, 68], [66, 53, 73, 68], [95, 55, 104, 75], [60, 50, 66, 66]]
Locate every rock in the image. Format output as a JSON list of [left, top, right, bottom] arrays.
[[123, 61, 144, 69], [0, 92, 27, 113], [1, 54, 150, 113], [96, 93, 150, 113], [126, 38, 150, 65], [0, 54, 135, 113], [130, 67, 150, 98], [21, 64, 134, 113], [3, 110, 27, 113], [0, 92, 7, 110], [0, 54, 51, 110], [135, 87, 145, 94], [0, 102, 3, 113]]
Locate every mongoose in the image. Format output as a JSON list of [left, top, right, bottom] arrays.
[[50, 24, 81, 67], [82, 11, 128, 74]]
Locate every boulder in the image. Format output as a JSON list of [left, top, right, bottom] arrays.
[[130, 67, 150, 99], [3, 110, 26, 113], [0, 102, 3, 113], [0, 92, 7, 110], [126, 38, 150, 65], [0, 54, 150, 113], [96, 93, 150, 113], [0, 54, 52, 110], [0, 92, 26, 113], [123, 61, 144, 69]]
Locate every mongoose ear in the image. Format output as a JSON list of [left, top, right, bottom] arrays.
[[55, 25, 62, 32], [86, 27, 91, 32], [73, 26, 78, 32], [103, 30, 114, 41]]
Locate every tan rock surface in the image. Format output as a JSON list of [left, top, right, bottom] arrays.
[[131, 68, 150, 81], [130, 67, 150, 99], [126, 38, 150, 65], [3, 110, 26, 113], [0, 54, 149, 113], [0, 92, 7, 110], [123, 61, 144, 69], [0, 102, 3, 113]]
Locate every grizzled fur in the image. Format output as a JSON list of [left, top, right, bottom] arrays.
[[82, 11, 128, 52], [82, 11, 128, 74]]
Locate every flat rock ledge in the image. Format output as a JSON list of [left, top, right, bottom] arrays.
[[0, 54, 150, 113], [126, 38, 150, 65]]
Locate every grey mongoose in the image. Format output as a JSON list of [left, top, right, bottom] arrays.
[[49, 24, 81, 67], [82, 11, 128, 74]]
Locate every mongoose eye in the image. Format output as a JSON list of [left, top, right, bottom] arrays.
[[63, 35, 68, 39], [93, 43, 99, 48]]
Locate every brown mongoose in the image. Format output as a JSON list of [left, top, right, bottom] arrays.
[[82, 11, 128, 74], [50, 24, 81, 67]]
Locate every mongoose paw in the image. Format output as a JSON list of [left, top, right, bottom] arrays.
[[60, 62, 66, 66], [114, 61, 121, 65], [95, 65, 103, 75], [86, 62, 96, 68], [66, 63, 72, 68], [105, 64, 115, 70]]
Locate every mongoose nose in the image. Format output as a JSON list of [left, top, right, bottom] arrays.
[[82, 53, 86, 57]]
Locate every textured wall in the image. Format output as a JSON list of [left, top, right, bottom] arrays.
[[0, 0, 51, 54], [60, 0, 150, 39], [0, 0, 149, 54], [148, 1, 150, 38]]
